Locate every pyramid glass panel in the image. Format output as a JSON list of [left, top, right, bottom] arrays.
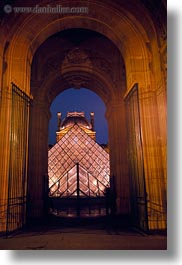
[[48, 124, 110, 197]]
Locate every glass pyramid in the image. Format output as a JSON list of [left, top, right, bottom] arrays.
[[48, 124, 110, 197]]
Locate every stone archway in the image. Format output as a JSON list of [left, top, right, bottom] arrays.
[[0, 0, 167, 233], [28, 31, 129, 218]]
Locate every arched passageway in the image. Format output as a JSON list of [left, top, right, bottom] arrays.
[[0, 0, 167, 234], [28, 28, 130, 220]]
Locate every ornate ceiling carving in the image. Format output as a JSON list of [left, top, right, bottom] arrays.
[[31, 28, 125, 101], [66, 47, 90, 65]]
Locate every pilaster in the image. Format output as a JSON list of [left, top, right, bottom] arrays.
[[27, 100, 51, 218]]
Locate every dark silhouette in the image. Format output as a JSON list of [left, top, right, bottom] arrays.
[[104, 185, 111, 215], [104, 185, 116, 216]]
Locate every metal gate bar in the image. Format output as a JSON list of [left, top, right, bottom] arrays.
[[6, 83, 31, 236], [125, 84, 148, 232]]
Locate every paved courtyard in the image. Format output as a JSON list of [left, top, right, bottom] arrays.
[[0, 216, 167, 250]]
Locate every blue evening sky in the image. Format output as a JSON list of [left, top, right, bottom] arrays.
[[48, 88, 108, 145]]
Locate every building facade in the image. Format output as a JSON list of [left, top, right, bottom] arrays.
[[0, 0, 167, 234], [56, 111, 96, 142]]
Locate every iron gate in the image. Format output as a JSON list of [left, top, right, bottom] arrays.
[[5, 83, 31, 236], [125, 84, 148, 232], [49, 163, 107, 217]]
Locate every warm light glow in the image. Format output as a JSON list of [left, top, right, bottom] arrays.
[[93, 179, 97, 185]]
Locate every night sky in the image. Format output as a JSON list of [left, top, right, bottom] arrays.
[[48, 88, 108, 145]]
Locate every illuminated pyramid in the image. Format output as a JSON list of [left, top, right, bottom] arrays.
[[48, 123, 110, 197]]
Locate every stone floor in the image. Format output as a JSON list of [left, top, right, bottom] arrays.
[[0, 216, 167, 250]]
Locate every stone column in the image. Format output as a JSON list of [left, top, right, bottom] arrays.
[[27, 100, 50, 219], [106, 100, 130, 215]]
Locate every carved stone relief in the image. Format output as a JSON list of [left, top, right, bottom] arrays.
[[66, 47, 89, 64], [41, 47, 120, 89]]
